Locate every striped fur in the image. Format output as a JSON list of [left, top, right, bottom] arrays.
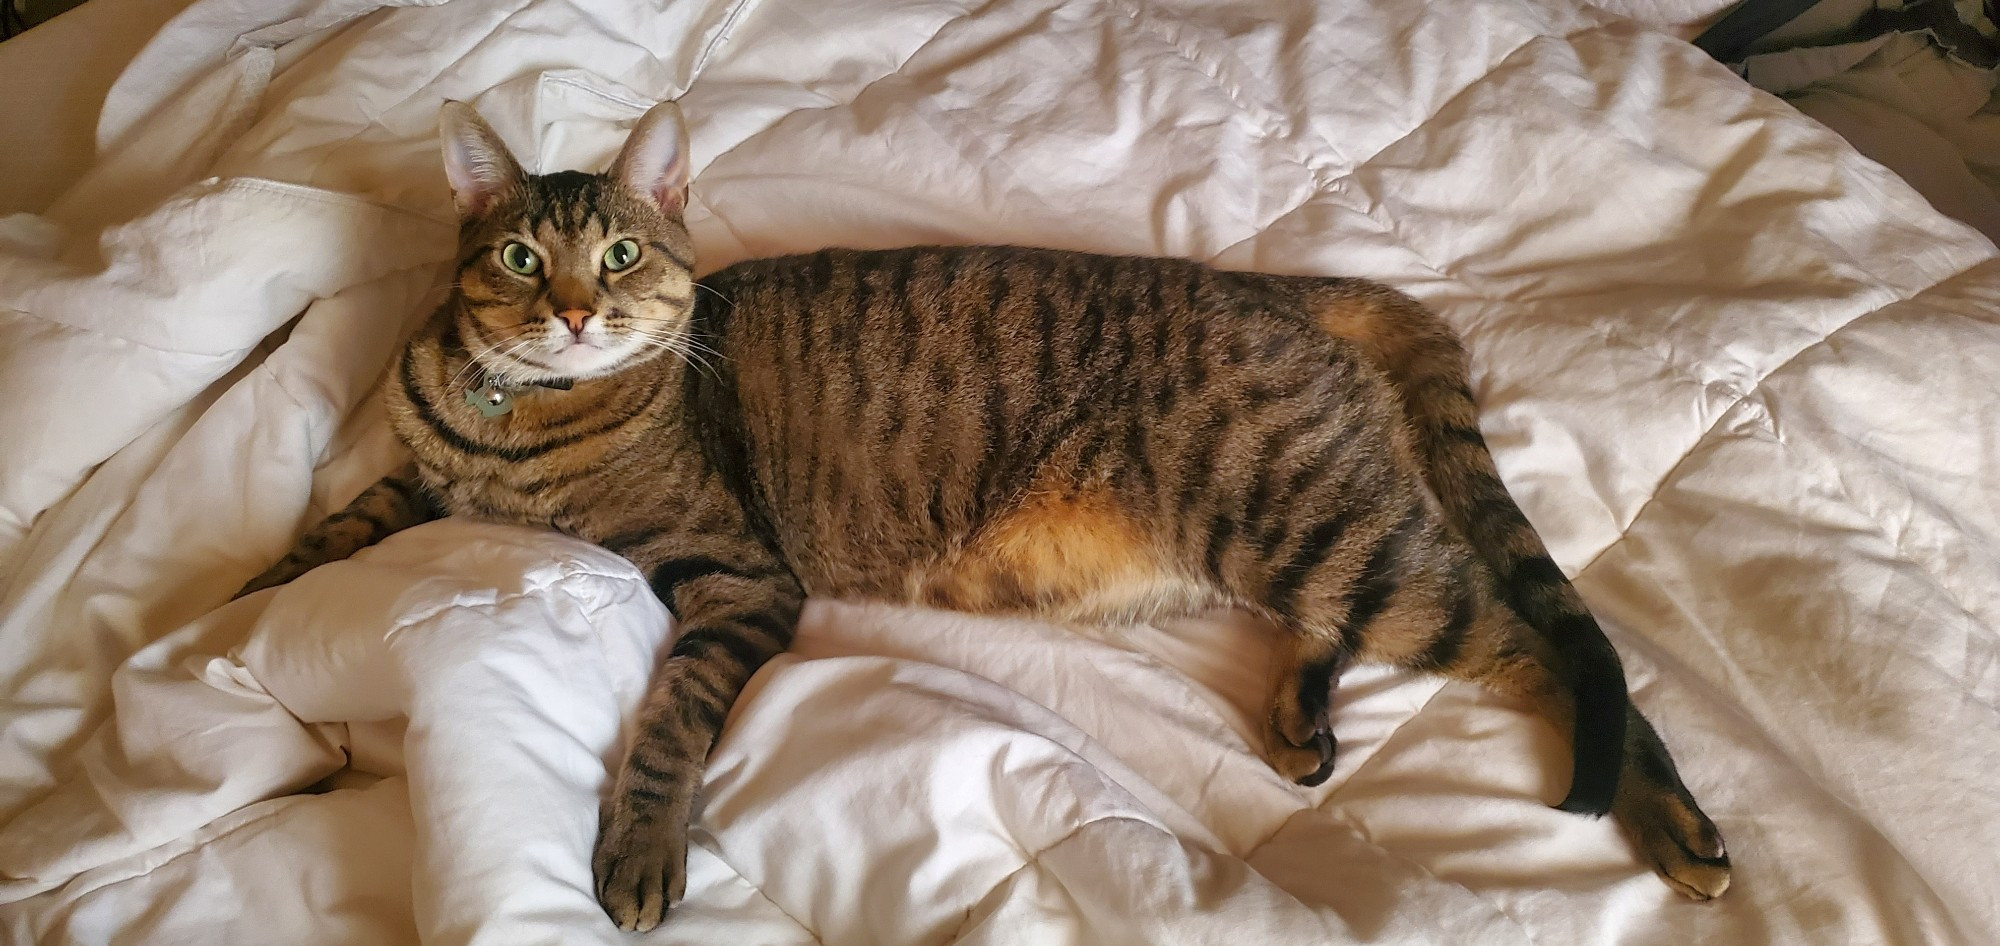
[[238, 101, 1728, 929], [237, 462, 437, 597]]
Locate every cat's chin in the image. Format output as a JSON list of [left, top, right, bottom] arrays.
[[532, 342, 643, 380]]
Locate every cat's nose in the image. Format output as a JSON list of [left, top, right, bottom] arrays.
[[557, 309, 592, 336]]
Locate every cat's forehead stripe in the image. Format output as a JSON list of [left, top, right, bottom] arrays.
[[524, 170, 609, 233]]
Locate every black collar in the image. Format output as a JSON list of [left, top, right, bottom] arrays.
[[476, 371, 574, 393], [464, 371, 574, 417]]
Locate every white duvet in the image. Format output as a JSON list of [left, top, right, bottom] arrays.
[[2, 0, 1997, 943]]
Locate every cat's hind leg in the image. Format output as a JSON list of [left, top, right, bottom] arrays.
[[1264, 632, 1348, 786], [1250, 515, 1730, 899], [1253, 517, 1584, 796], [1614, 707, 1732, 899]]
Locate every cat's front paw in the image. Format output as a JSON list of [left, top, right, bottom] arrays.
[[592, 796, 690, 932]]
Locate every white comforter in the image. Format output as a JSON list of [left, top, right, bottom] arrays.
[[2, 0, 1997, 943]]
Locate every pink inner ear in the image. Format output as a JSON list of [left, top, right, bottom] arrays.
[[619, 112, 689, 213], [653, 181, 689, 214], [446, 143, 499, 214], [441, 112, 519, 218]]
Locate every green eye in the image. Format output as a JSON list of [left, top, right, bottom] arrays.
[[603, 239, 641, 272], [500, 242, 540, 275]]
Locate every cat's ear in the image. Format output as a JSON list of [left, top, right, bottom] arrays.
[[438, 100, 525, 220], [611, 100, 689, 215]]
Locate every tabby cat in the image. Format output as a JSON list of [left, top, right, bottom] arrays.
[[239, 99, 1731, 930]]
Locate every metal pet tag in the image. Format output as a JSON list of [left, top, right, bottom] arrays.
[[467, 384, 514, 417]]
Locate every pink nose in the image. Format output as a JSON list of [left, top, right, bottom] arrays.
[[557, 309, 591, 335]]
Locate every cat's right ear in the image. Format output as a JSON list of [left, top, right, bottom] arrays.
[[438, 100, 525, 220]]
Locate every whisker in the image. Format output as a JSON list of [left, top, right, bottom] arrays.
[[459, 333, 544, 388], [681, 337, 727, 362], [627, 329, 722, 380], [623, 326, 728, 374], [624, 325, 730, 366], [676, 339, 723, 380], [625, 335, 712, 377], [447, 328, 534, 389]]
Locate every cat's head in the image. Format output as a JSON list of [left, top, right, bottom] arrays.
[[437, 100, 697, 383]]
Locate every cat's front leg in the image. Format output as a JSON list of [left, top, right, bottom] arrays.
[[235, 461, 440, 598], [593, 547, 802, 932]]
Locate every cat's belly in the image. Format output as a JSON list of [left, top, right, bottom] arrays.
[[792, 483, 1216, 626], [902, 556, 1214, 626]]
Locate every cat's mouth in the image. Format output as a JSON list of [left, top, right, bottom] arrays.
[[526, 334, 638, 379]]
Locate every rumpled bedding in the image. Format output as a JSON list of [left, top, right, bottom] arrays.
[[1, 0, 1996, 943]]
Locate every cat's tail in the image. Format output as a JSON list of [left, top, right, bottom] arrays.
[[1282, 276, 1630, 816]]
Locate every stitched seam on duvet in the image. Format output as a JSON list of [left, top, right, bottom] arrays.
[[1621, 407, 1995, 925], [1728, 393, 1996, 713], [533, 0, 754, 114], [1113, 2, 1560, 185], [1568, 256, 1993, 577], [1089, 6, 1375, 264], [3, 257, 432, 360], [253, 359, 322, 443], [945, 813, 1169, 944], [1242, 806, 1543, 946], [1232, 677, 1449, 861], [1779, 424, 1999, 666], [0, 314, 237, 360], [1329, 25, 1588, 180], [692, 0, 758, 76], [1318, 678, 1450, 801], [976, 808, 1536, 944], [543, 74, 651, 111], [691, 3, 985, 176], [227, 176, 457, 228], [239, 0, 755, 206], [15, 791, 333, 912], [680, 839, 829, 944], [1278, 23, 1984, 576], [1098, 0, 1352, 168], [2, 184, 448, 356], [1092, 16, 1702, 570], [1298, 25, 1601, 252], [1091, 17, 1577, 272], [265, 0, 539, 194], [311, 0, 781, 196], [1611, 608, 1982, 933]]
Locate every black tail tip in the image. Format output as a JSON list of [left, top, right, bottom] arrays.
[[1555, 731, 1623, 817], [1555, 782, 1616, 817], [1557, 643, 1630, 818]]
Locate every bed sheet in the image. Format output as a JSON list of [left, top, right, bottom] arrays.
[[1, 0, 1996, 943], [0, 0, 1734, 217], [0, 0, 200, 216]]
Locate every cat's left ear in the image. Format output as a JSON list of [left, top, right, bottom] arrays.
[[611, 100, 690, 215]]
